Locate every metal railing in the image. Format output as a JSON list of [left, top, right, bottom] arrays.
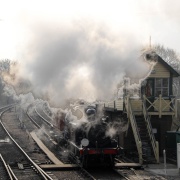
[[142, 95, 159, 163]]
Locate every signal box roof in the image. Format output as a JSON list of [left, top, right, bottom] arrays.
[[146, 52, 180, 77]]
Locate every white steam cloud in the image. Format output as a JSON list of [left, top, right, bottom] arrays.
[[18, 21, 151, 105]]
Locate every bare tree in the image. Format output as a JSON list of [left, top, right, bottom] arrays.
[[153, 44, 180, 73]]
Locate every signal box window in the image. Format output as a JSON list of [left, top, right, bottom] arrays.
[[145, 79, 153, 97], [155, 78, 169, 97]]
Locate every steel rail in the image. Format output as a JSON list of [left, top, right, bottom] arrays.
[[35, 106, 54, 127], [7, 164, 18, 180], [0, 154, 14, 180], [26, 109, 41, 129], [26, 108, 54, 142], [35, 107, 60, 130], [35, 103, 60, 130], [0, 106, 53, 180], [32, 104, 99, 180], [42, 104, 54, 121]]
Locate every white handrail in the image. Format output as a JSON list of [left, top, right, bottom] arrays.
[[144, 95, 176, 118], [142, 95, 159, 163], [124, 96, 143, 164]]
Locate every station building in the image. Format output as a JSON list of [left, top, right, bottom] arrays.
[[104, 51, 180, 164]]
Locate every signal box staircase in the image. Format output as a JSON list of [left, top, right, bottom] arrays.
[[124, 96, 159, 164], [136, 116, 155, 163]]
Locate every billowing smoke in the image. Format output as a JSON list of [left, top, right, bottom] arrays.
[[18, 21, 151, 105], [116, 50, 156, 99], [105, 116, 128, 138], [0, 20, 154, 142]]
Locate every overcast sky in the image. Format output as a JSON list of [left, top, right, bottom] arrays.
[[0, 0, 180, 60], [0, 0, 180, 103]]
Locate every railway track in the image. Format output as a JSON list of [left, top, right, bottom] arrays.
[[0, 153, 15, 179], [34, 103, 63, 136], [26, 105, 63, 157], [31, 104, 169, 180], [0, 105, 53, 179], [35, 103, 54, 126], [26, 105, 99, 179], [32, 105, 141, 180], [5, 103, 169, 180], [27, 105, 60, 139]]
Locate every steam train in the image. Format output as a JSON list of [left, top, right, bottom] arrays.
[[61, 105, 122, 167]]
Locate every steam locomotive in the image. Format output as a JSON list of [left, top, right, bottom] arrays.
[[62, 105, 122, 167]]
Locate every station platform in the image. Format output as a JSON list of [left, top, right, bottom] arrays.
[[30, 132, 79, 169], [144, 162, 180, 178], [30, 132, 63, 165]]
